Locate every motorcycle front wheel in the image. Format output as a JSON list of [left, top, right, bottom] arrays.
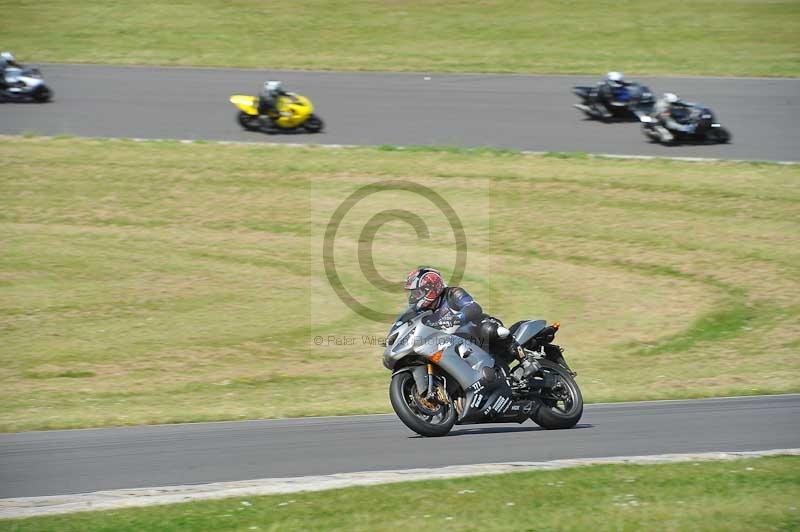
[[32, 85, 52, 103], [530, 360, 583, 429], [706, 127, 731, 144], [237, 111, 261, 131], [303, 114, 324, 133], [389, 371, 456, 437]]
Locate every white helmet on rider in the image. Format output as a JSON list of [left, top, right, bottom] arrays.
[[607, 71, 624, 87], [264, 80, 283, 94], [1, 51, 15, 63], [663, 92, 679, 104]]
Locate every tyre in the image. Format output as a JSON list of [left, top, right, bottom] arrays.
[[303, 114, 324, 133], [237, 111, 261, 131], [32, 85, 52, 103], [389, 371, 456, 437], [707, 127, 731, 144], [530, 360, 583, 429]]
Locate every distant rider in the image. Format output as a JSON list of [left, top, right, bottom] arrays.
[[596, 71, 632, 110], [0, 51, 22, 92], [403, 267, 540, 378], [652, 92, 697, 140], [258, 81, 290, 125]]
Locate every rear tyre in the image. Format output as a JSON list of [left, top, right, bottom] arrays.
[[389, 371, 456, 437], [303, 114, 324, 133], [531, 360, 583, 429], [32, 85, 52, 103], [237, 111, 261, 131]]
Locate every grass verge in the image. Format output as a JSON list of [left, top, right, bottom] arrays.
[[1, 456, 798, 531], [4, 1, 799, 77], [0, 136, 799, 431]]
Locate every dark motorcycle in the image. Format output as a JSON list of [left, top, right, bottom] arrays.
[[383, 307, 582, 437], [573, 83, 654, 121], [640, 105, 731, 144]]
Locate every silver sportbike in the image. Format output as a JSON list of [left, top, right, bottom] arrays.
[[383, 308, 583, 437], [1, 66, 52, 102]]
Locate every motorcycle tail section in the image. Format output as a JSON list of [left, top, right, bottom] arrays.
[[230, 95, 259, 115]]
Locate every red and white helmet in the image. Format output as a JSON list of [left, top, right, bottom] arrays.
[[404, 267, 445, 309]]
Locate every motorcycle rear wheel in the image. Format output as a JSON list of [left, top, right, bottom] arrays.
[[237, 111, 261, 131], [530, 360, 583, 429], [389, 371, 456, 437]]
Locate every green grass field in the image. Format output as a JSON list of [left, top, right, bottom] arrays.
[[2, 456, 798, 531], [5, 0, 799, 76], [1, 136, 798, 432]]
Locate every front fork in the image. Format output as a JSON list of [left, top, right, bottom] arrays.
[[425, 363, 450, 405]]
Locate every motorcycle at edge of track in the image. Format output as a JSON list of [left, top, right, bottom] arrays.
[[1, 66, 52, 103], [229, 92, 324, 133], [383, 307, 583, 437]]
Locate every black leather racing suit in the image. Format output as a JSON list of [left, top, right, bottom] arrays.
[[597, 81, 632, 108], [257, 88, 288, 118], [422, 287, 521, 363]]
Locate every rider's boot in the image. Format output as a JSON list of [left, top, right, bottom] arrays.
[[593, 102, 612, 119], [655, 125, 674, 142]]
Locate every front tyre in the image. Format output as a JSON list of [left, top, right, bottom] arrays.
[[389, 371, 455, 437], [706, 127, 731, 144], [303, 114, 324, 133], [531, 360, 583, 429], [237, 111, 261, 131], [32, 85, 52, 103]]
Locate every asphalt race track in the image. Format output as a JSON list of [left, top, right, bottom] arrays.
[[1, 395, 798, 498], [1, 65, 798, 161], [2, 67, 799, 503]]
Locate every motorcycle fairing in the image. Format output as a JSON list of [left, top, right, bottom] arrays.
[[459, 379, 514, 423], [229, 95, 259, 115], [511, 319, 547, 346], [383, 312, 510, 420]]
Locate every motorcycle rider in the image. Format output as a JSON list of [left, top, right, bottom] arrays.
[[258, 80, 291, 125], [593, 71, 632, 117], [0, 51, 21, 92], [404, 267, 540, 378], [651, 92, 697, 141]]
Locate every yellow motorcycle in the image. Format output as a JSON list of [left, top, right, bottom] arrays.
[[229, 93, 324, 133]]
